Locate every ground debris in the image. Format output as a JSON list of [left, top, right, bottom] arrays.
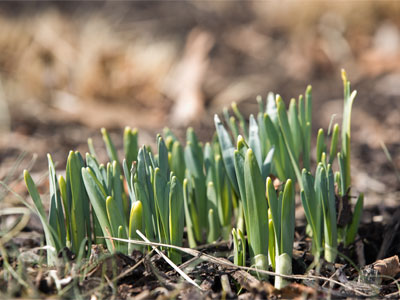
[[373, 255, 400, 279], [358, 255, 400, 286]]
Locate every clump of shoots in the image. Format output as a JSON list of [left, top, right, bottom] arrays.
[[24, 73, 363, 281]]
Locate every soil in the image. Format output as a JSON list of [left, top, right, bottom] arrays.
[[1, 2, 400, 299]]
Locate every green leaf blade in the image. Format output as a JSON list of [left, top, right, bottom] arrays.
[[244, 148, 268, 268]]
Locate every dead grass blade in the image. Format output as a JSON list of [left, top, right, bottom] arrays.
[[136, 230, 203, 291]]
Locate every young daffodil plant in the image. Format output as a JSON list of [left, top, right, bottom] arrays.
[[24, 73, 363, 287]]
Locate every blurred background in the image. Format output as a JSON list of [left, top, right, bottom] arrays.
[[1, 1, 400, 208]]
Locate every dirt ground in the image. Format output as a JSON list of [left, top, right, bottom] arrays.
[[1, 2, 400, 298]]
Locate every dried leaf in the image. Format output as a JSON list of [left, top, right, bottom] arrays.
[[276, 283, 316, 299], [373, 255, 400, 278]]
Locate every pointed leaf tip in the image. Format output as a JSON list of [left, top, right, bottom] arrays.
[[341, 69, 347, 82]]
